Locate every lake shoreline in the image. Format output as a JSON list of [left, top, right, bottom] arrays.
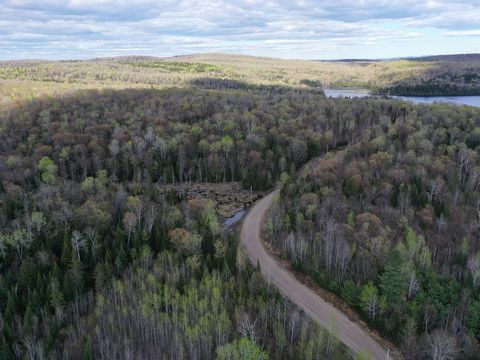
[[324, 88, 480, 108]]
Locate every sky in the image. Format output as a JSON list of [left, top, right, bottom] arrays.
[[1, 0, 480, 60]]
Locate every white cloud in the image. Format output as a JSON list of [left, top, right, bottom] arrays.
[[0, 0, 479, 60], [446, 30, 480, 37]]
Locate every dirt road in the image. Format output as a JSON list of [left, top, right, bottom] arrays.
[[240, 190, 396, 360]]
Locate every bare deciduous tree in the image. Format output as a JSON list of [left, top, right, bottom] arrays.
[[425, 329, 458, 360], [71, 231, 86, 260]]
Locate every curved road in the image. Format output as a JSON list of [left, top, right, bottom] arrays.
[[240, 190, 396, 360]]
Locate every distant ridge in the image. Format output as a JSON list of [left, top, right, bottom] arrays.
[[407, 53, 480, 62], [93, 52, 480, 64], [3, 52, 480, 63], [317, 58, 382, 62], [90, 55, 164, 62], [317, 53, 480, 62]]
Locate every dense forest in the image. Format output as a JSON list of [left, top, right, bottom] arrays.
[[0, 87, 413, 358], [1, 52, 480, 359], [267, 102, 480, 358]]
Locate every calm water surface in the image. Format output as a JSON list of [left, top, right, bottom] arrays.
[[324, 88, 480, 108], [223, 209, 246, 228]]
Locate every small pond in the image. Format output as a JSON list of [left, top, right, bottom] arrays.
[[223, 209, 246, 228]]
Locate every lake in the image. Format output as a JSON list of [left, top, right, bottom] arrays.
[[324, 88, 480, 108]]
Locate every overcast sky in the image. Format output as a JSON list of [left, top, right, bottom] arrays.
[[1, 0, 480, 60]]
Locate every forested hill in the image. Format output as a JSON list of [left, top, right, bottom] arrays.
[[412, 53, 480, 62], [1, 52, 480, 99]]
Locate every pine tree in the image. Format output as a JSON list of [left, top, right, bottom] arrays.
[[23, 301, 34, 332], [49, 276, 65, 311], [341, 280, 360, 306], [380, 249, 408, 308], [82, 338, 94, 360], [467, 300, 480, 336], [94, 262, 106, 291], [60, 236, 71, 268], [3, 293, 15, 324], [0, 336, 14, 360], [63, 259, 85, 300]]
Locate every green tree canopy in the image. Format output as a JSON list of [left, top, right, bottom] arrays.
[[216, 338, 268, 360], [38, 156, 58, 184]]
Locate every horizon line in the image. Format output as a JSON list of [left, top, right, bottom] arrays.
[[1, 51, 480, 63]]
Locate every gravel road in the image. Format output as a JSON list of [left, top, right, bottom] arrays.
[[240, 190, 397, 360]]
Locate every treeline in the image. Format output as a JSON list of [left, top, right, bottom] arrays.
[[268, 103, 480, 358], [127, 61, 221, 73], [375, 62, 480, 96], [378, 82, 480, 96], [189, 78, 324, 95]]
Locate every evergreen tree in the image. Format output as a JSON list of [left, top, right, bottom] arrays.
[[380, 249, 408, 308], [341, 280, 360, 306], [0, 336, 14, 360], [48, 276, 65, 311], [60, 236, 72, 268]]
